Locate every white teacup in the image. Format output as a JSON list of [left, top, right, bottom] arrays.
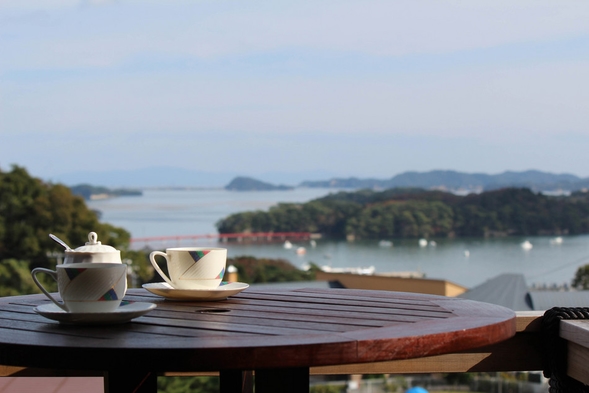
[[150, 247, 227, 289], [32, 262, 128, 313]]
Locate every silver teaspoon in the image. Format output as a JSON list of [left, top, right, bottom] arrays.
[[49, 234, 73, 251]]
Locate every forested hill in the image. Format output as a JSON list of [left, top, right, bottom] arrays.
[[216, 187, 589, 239], [299, 170, 586, 192]]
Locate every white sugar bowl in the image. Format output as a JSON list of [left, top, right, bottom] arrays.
[[63, 232, 122, 264]]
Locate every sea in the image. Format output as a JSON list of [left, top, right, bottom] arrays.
[[87, 188, 589, 289]]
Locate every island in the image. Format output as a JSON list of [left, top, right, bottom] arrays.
[[217, 187, 589, 240], [70, 184, 143, 200], [225, 176, 294, 191]]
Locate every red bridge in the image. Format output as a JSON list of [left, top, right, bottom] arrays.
[[130, 232, 318, 247]]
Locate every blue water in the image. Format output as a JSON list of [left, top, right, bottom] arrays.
[[88, 188, 339, 238], [88, 188, 589, 289]]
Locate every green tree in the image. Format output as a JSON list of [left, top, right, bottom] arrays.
[[230, 256, 314, 283], [157, 376, 218, 393], [216, 211, 256, 233], [309, 385, 346, 393], [216, 186, 589, 240], [0, 165, 151, 295], [0, 259, 42, 296], [398, 210, 418, 238], [572, 265, 589, 289], [0, 165, 131, 267], [123, 249, 157, 285]]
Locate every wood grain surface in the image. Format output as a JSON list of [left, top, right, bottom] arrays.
[[0, 288, 516, 373]]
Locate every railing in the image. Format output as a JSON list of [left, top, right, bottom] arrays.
[[0, 312, 544, 378], [5, 311, 589, 389]]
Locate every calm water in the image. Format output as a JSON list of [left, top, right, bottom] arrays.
[[88, 188, 589, 289]]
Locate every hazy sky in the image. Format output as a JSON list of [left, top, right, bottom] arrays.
[[2, 0, 589, 183]]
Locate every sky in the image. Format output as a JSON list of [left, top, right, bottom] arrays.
[[1, 0, 589, 184]]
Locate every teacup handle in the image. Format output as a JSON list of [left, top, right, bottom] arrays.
[[149, 251, 174, 287], [31, 268, 68, 311]]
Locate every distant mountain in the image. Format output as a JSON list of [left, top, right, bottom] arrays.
[[225, 177, 294, 191], [49, 167, 337, 188], [48, 167, 588, 192], [299, 170, 586, 192]]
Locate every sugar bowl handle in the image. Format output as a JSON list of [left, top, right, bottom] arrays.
[[31, 268, 68, 311]]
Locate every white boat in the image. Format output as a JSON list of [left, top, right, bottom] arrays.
[[378, 240, 393, 247], [418, 239, 428, 248], [521, 240, 533, 250], [550, 236, 563, 245], [321, 265, 376, 275], [283, 240, 293, 249]]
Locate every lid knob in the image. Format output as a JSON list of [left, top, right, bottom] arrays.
[[86, 232, 102, 245]]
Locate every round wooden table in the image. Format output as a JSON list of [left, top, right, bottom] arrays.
[[0, 287, 516, 392]]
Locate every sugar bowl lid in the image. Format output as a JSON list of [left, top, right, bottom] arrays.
[[64, 232, 122, 264], [73, 232, 117, 253]]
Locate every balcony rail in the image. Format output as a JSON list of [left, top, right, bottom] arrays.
[[0, 311, 544, 376], [3, 311, 589, 388]]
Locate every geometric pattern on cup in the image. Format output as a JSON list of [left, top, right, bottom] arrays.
[[188, 250, 210, 262], [180, 251, 224, 280], [99, 288, 120, 301], [60, 268, 125, 301], [65, 267, 86, 281]]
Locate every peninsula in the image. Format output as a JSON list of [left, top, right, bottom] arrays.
[[69, 184, 142, 200]]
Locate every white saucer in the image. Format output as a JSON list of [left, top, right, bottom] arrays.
[[34, 301, 156, 325], [142, 281, 249, 301]]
